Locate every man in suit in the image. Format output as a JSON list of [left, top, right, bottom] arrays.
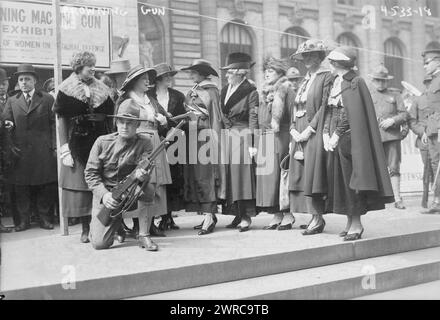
[[2, 64, 57, 231]]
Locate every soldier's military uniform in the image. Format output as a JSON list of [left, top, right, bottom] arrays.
[[422, 51, 440, 213], [369, 65, 409, 209], [408, 76, 434, 208]]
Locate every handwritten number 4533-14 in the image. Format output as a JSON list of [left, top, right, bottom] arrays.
[[381, 6, 432, 17]]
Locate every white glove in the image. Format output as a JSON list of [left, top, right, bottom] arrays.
[[4, 120, 14, 129], [60, 143, 74, 167], [248, 147, 258, 158], [323, 133, 330, 152], [290, 129, 302, 142], [270, 118, 280, 133], [327, 133, 339, 152], [155, 113, 167, 126], [289, 142, 293, 154], [299, 126, 315, 142]]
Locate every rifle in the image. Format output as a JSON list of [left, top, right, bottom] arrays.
[[97, 119, 187, 226]]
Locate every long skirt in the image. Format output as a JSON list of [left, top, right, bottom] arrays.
[[255, 128, 289, 213], [327, 132, 368, 216], [62, 189, 92, 218], [221, 126, 256, 217]]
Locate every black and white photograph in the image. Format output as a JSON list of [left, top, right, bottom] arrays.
[[1, 0, 440, 305]]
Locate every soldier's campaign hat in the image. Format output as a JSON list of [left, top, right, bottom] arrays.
[[368, 64, 394, 80], [154, 63, 178, 78], [109, 98, 148, 121], [43, 78, 55, 92], [120, 65, 157, 92], [290, 39, 327, 60], [14, 64, 38, 78], [286, 67, 303, 80], [105, 59, 131, 75], [0, 68, 10, 82], [181, 59, 219, 77], [221, 52, 255, 70], [327, 46, 357, 69]]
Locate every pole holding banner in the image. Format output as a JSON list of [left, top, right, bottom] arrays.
[[52, 0, 68, 236]]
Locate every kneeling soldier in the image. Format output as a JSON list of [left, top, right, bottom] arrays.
[[85, 99, 159, 251]]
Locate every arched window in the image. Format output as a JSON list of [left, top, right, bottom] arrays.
[[220, 22, 254, 85], [336, 32, 360, 67], [281, 27, 309, 75], [426, 41, 440, 51], [384, 38, 404, 89], [138, 3, 165, 67]]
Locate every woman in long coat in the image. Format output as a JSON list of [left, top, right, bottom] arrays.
[[220, 53, 258, 232], [54, 52, 114, 243], [181, 59, 224, 235], [116, 65, 171, 248], [289, 39, 333, 235], [321, 46, 394, 240], [147, 63, 187, 231], [256, 57, 293, 229]]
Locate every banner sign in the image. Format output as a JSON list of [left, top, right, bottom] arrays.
[[0, 1, 111, 67]]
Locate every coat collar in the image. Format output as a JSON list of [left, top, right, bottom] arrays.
[[14, 90, 44, 114], [221, 79, 255, 114]]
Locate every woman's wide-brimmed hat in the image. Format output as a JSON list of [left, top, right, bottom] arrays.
[[14, 64, 38, 78], [290, 39, 327, 60], [154, 63, 178, 79], [105, 59, 131, 75], [181, 59, 219, 77], [328, 46, 357, 69], [221, 52, 255, 70], [368, 64, 394, 80], [120, 65, 157, 92], [0, 68, 10, 82], [43, 77, 55, 92], [109, 98, 147, 121]]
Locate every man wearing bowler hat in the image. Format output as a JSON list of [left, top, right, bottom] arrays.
[[420, 48, 440, 214], [2, 64, 57, 231], [368, 64, 409, 210]]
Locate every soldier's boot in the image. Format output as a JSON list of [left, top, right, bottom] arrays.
[[391, 176, 406, 210], [0, 221, 13, 233], [422, 182, 429, 209], [80, 216, 91, 243], [14, 211, 30, 232]]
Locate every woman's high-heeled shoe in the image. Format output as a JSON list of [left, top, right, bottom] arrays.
[[226, 215, 241, 229], [339, 231, 348, 237], [263, 223, 280, 230], [138, 236, 159, 251], [302, 219, 325, 236], [343, 228, 364, 241], [198, 215, 217, 235]]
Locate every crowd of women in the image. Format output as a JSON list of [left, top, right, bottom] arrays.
[[1, 39, 397, 251]]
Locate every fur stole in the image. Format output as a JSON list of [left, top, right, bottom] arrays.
[[261, 76, 291, 131]]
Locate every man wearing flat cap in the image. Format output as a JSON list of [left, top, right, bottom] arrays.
[[420, 48, 440, 214], [2, 64, 57, 231], [368, 64, 409, 210]]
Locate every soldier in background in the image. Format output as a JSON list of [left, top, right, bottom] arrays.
[[408, 75, 434, 208], [421, 49, 440, 214], [368, 64, 409, 210], [286, 67, 304, 92]]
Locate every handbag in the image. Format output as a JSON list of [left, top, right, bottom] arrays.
[[293, 142, 304, 161], [279, 154, 290, 211]]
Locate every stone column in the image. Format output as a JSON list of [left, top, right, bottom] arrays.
[[318, 0, 334, 42], [411, 6, 426, 87], [367, 0, 383, 70], [262, 0, 280, 57], [199, 0, 219, 69]]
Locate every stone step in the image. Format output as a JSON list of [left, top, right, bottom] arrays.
[[131, 247, 440, 300], [356, 279, 440, 299]]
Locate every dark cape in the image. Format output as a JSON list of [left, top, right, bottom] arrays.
[[306, 70, 394, 211]]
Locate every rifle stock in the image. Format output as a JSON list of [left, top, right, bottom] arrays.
[[96, 120, 186, 226]]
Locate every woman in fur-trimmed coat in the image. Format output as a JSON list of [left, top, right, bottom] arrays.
[[54, 52, 114, 243], [255, 57, 294, 229]]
